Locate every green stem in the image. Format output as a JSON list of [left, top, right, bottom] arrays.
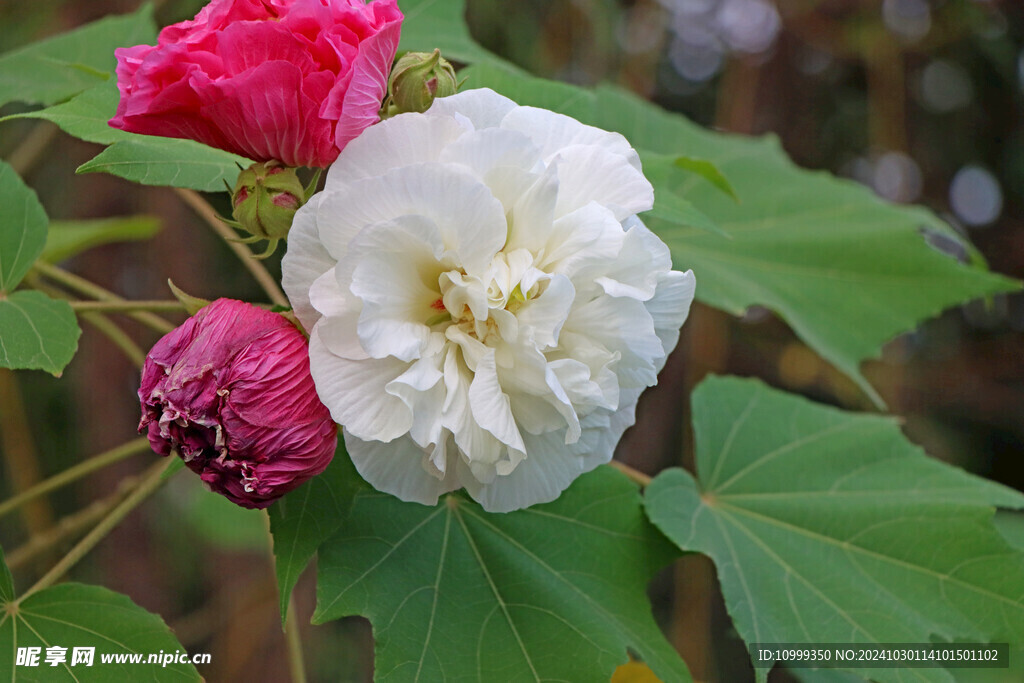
[[32, 261, 175, 334], [80, 313, 147, 367], [608, 460, 652, 487], [29, 279, 148, 367], [263, 509, 307, 683], [6, 483, 131, 571], [175, 188, 290, 308], [0, 437, 150, 520], [0, 370, 54, 537], [70, 300, 186, 313], [285, 598, 308, 683], [7, 122, 58, 177], [20, 457, 175, 600]]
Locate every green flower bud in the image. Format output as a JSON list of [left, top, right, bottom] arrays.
[[386, 49, 458, 115], [231, 161, 306, 242]]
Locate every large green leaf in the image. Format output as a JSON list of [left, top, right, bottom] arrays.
[[644, 376, 1024, 683], [0, 291, 80, 376], [268, 440, 361, 622], [77, 138, 250, 192], [314, 465, 689, 682], [0, 161, 48, 293], [456, 64, 1019, 405], [397, 0, 505, 66], [2, 80, 136, 146], [42, 215, 161, 264], [0, 547, 201, 681], [0, 5, 156, 108]]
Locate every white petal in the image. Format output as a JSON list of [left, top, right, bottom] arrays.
[[309, 268, 368, 361], [501, 106, 641, 170], [318, 164, 506, 274], [326, 113, 467, 187], [547, 357, 618, 414], [497, 342, 573, 436], [564, 294, 662, 389], [540, 202, 623, 279], [467, 425, 609, 513], [593, 221, 672, 301], [439, 127, 542, 180], [505, 164, 558, 253], [346, 215, 447, 361], [308, 330, 412, 441], [427, 88, 518, 130], [385, 354, 446, 448], [481, 166, 544, 216], [515, 273, 574, 350], [281, 195, 332, 332], [346, 431, 461, 506], [468, 350, 526, 469], [551, 144, 654, 220], [645, 269, 696, 366]]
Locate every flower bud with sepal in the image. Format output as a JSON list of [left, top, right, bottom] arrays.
[[386, 49, 459, 115], [231, 161, 306, 235]]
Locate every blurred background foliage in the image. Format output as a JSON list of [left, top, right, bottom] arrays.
[[1, 0, 1022, 680]]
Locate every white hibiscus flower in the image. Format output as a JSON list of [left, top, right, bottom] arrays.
[[282, 88, 695, 512]]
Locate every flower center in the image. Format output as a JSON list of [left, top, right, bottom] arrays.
[[425, 249, 543, 343]]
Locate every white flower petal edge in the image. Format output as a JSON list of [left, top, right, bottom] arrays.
[[282, 88, 696, 513]]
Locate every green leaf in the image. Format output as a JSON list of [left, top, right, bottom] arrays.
[[397, 0, 505, 66], [2, 80, 136, 146], [0, 547, 201, 681], [0, 291, 81, 376], [268, 440, 361, 622], [644, 376, 1024, 683], [42, 215, 161, 264], [0, 161, 82, 374], [0, 161, 48, 293], [993, 511, 1024, 551], [314, 464, 689, 683], [659, 154, 738, 202], [77, 138, 250, 192], [641, 153, 729, 238], [0, 4, 157, 108], [459, 63, 1020, 405]]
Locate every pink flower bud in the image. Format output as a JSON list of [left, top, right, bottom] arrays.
[[138, 299, 336, 508]]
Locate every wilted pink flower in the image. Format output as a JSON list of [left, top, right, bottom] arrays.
[[138, 298, 336, 508], [110, 0, 403, 168]]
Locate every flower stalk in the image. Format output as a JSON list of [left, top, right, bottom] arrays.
[[175, 188, 290, 308], [21, 457, 176, 601], [0, 437, 151, 520], [32, 261, 175, 334], [69, 300, 187, 313]]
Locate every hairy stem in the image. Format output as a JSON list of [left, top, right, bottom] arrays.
[[175, 188, 289, 308], [21, 457, 176, 600], [32, 261, 175, 334], [0, 437, 151, 520]]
